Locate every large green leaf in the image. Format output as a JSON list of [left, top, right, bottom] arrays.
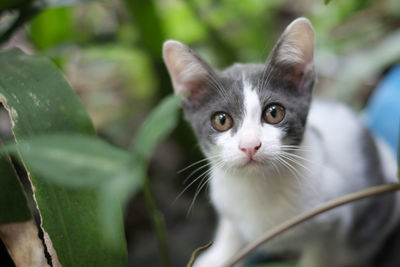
[[1, 133, 146, 245], [2, 134, 132, 187], [0, 154, 31, 224], [0, 49, 126, 266], [133, 94, 181, 160], [99, 158, 145, 243]]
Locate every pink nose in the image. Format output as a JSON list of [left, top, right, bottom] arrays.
[[239, 141, 262, 158]]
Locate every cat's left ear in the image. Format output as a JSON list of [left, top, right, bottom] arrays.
[[268, 17, 315, 91]]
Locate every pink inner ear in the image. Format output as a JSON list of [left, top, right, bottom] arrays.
[[286, 62, 314, 90], [184, 80, 210, 107], [271, 18, 314, 90], [163, 40, 209, 99]]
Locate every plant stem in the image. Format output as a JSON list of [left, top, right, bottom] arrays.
[[143, 178, 171, 267], [224, 183, 400, 267]]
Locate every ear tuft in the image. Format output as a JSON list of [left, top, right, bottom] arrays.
[[162, 40, 209, 98]]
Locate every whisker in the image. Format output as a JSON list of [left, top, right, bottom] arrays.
[[280, 146, 312, 152], [276, 155, 319, 196], [279, 153, 314, 174], [270, 158, 283, 180], [280, 151, 320, 166], [206, 74, 229, 102], [171, 168, 211, 206], [186, 161, 226, 215], [275, 156, 303, 186], [182, 160, 215, 184], [187, 174, 212, 215], [173, 158, 225, 209], [178, 156, 215, 174]]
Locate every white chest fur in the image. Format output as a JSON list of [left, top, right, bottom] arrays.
[[209, 133, 330, 245]]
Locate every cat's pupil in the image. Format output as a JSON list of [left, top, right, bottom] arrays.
[[269, 106, 277, 118], [219, 114, 226, 125]]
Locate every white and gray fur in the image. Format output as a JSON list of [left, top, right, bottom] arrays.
[[163, 18, 400, 267]]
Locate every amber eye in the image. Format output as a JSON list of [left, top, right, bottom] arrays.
[[211, 112, 233, 132], [263, 104, 285, 124]]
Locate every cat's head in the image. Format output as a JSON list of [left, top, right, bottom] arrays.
[[163, 18, 315, 172]]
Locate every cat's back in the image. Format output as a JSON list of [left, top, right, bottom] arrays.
[[307, 99, 400, 266]]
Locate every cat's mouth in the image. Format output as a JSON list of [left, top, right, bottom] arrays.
[[245, 158, 258, 165], [241, 157, 263, 168]]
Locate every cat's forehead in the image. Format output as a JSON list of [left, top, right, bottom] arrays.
[[215, 63, 262, 106], [219, 62, 300, 105], [220, 63, 265, 85]]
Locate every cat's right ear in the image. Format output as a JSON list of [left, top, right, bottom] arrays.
[[163, 40, 211, 103], [268, 18, 315, 92]]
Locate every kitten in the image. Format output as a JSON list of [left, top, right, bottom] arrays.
[[163, 18, 400, 267]]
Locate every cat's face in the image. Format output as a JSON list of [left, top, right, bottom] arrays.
[[163, 18, 315, 172]]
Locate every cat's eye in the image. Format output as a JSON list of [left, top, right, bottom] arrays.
[[211, 112, 233, 132], [263, 104, 285, 124]]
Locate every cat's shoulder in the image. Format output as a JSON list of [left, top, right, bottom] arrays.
[[308, 98, 361, 131]]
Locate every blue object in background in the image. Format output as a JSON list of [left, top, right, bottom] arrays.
[[364, 64, 400, 158]]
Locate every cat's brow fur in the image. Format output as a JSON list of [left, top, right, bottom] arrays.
[[163, 18, 400, 267]]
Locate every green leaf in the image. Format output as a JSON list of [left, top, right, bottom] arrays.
[[100, 159, 146, 243], [2, 134, 131, 187], [325, 0, 332, 4], [133, 94, 181, 160], [1, 133, 148, 246], [29, 7, 74, 50], [0, 154, 31, 224], [0, 49, 126, 266]]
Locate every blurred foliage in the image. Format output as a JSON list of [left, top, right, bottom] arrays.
[[8, 0, 398, 128], [0, 49, 127, 266], [1, 0, 400, 266]]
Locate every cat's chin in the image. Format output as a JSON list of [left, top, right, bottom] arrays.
[[231, 158, 273, 173], [242, 158, 262, 167]]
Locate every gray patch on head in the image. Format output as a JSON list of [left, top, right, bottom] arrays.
[[222, 61, 315, 146], [265, 66, 314, 144], [182, 58, 316, 153], [181, 68, 245, 153]]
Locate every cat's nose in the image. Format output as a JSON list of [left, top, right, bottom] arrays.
[[239, 140, 262, 158]]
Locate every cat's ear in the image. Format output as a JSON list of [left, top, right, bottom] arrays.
[[268, 17, 315, 91], [163, 40, 211, 102]]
